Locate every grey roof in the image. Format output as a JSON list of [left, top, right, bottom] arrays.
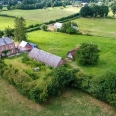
[[0, 37, 14, 46], [29, 48, 62, 68]]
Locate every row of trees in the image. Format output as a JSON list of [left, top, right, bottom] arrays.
[[80, 5, 109, 17], [0, 0, 72, 10]]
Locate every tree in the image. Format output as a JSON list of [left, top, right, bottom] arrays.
[[4, 27, 13, 37], [14, 17, 27, 41], [76, 43, 100, 65], [0, 30, 3, 38], [40, 24, 48, 31], [80, 5, 93, 17], [0, 4, 2, 10], [111, 5, 116, 17]]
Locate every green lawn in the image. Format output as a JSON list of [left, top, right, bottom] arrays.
[[0, 76, 115, 116], [0, 6, 80, 23], [27, 31, 116, 76]]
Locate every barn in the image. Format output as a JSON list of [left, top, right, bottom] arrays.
[[54, 22, 63, 29], [18, 41, 38, 52], [29, 48, 66, 68], [67, 47, 80, 59]]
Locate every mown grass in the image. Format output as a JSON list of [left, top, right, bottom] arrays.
[[0, 77, 115, 116], [27, 30, 116, 76], [0, 6, 80, 22]]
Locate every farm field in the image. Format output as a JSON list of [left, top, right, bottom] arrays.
[[27, 30, 116, 76], [0, 16, 39, 30], [0, 6, 80, 23], [0, 76, 115, 116], [73, 16, 116, 39]]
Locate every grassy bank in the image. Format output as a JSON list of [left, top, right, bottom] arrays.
[[0, 76, 115, 116]]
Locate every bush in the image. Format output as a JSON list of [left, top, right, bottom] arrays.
[[40, 24, 48, 31], [76, 42, 100, 65], [66, 27, 77, 34]]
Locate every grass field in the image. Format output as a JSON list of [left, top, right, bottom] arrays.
[[0, 6, 79, 23], [0, 16, 40, 30], [73, 16, 116, 39], [27, 30, 116, 76], [0, 76, 115, 116]]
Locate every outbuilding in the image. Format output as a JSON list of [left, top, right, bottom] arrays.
[[29, 48, 66, 68]]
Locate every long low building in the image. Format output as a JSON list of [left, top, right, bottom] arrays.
[[29, 48, 66, 68]]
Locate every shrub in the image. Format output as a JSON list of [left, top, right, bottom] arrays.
[[40, 24, 48, 31], [76, 42, 100, 65], [66, 27, 77, 34]]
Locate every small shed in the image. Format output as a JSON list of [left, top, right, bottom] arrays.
[[54, 22, 63, 29], [18, 41, 32, 52], [18, 41, 38, 52], [29, 48, 66, 68], [67, 47, 80, 59], [33, 67, 39, 72]]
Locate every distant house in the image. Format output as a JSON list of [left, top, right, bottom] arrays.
[[29, 48, 66, 68], [17, 1, 22, 4], [0, 37, 16, 57], [18, 41, 38, 52], [81, 3, 87, 7], [54, 22, 78, 30], [54, 22, 63, 29], [67, 47, 80, 59]]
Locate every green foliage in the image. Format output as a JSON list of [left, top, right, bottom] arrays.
[[14, 17, 27, 41], [24, 69, 39, 80], [111, 5, 116, 17], [40, 24, 48, 31], [80, 5, 93, 17], [76, 43, 100, 65], [4, 27, 14, 37], [58, 21, 78, 34], [0, 30, 3, 37], [80, 5, 109, 17]]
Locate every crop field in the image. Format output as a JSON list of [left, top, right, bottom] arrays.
[[0, 6, 80, 23]]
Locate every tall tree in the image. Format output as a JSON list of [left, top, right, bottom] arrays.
[[14, 17, 27, 41]]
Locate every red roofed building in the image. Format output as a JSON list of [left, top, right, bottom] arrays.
[[67, 47, 80, 59]]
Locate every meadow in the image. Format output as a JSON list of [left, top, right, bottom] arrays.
[[0, 16, 39, 30], [0, 6, 79, 23], [74, 16, 116, 39], [27, 30, 116, 76]]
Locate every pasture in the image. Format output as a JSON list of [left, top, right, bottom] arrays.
[[73, 16, 116, 39], [0, 6, 80, 22], [0, 16, 39, 30], [27, 30, 116, 76]]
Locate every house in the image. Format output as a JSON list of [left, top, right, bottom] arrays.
[[18, 41, 38, 52], [81, 3, 87, 7], [29, 48, 66, 68], [0, 37, 16, 57], [67, 47, 80, 59], [54, 22, 78, 30], [54, 22, 63, 29]]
